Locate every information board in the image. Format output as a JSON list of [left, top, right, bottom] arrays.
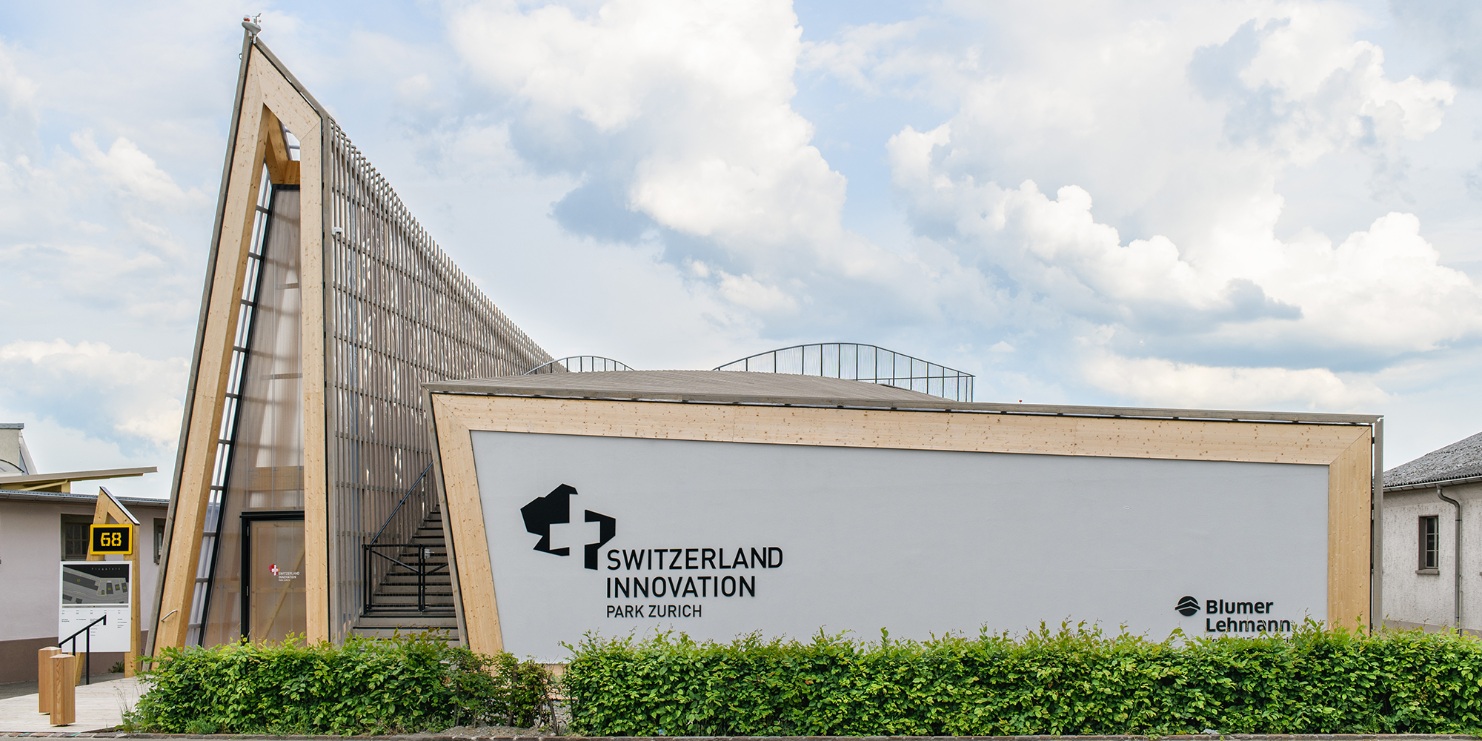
[[58, 561, 132, 652]]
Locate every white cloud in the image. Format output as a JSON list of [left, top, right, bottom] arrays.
[[449, 0, 891, 279], [1218, 6, 1455, 163], [717, 271, 799, 314], [0, 41, 38, 129], [1083, 351, 1387, 411], [0, 339, 187, 455], [877, 2, 1481, 372], [73, 132, 200, 206]]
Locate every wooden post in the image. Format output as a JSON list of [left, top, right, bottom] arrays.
[[37, 647, 59, 714], [49, 653, 76, 726], [91, 487, 141, 676]]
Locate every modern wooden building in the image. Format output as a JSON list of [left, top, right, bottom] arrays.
[[151, 31, 551, 652], [154, 28, 1385, 659]]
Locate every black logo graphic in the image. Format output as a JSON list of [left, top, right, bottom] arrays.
[[521, 484, 616, 570], [1176, 595, 1200, 616]]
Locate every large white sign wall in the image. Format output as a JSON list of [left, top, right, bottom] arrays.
[[472, 432, 1329, 662]]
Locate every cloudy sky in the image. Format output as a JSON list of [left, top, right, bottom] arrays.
[[3, 1, 1481, 498]]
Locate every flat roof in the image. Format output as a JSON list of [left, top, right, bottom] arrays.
[[0, 488, 168, 508], [426, 370, 1381, 425], [0, 466, 157, 487]]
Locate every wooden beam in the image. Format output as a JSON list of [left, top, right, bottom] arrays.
[[429, 395, 503, 657], [248, 49, 328, 643], [431, 394, 1369, 465], [1328, 430, 1374, 629], [90, 488, 141, 676], [262, 108, 292, 185], [154, 70, 273, 652]]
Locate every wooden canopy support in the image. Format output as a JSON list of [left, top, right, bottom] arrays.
[[89, 488, 141, 677]]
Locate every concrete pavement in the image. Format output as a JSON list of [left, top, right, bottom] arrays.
[[0, 675, 143, 732]]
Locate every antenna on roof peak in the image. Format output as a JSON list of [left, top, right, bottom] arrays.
[[242, 13, 262, 40]]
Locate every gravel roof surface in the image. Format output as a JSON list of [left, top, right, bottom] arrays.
[[1385, 429, 1482, 488]]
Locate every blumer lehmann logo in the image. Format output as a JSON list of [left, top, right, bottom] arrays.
[[521, 484, 617, 570], [1175, 595, 1200, 616]]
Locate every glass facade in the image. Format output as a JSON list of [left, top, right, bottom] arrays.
[[193, 180, 306, 645]]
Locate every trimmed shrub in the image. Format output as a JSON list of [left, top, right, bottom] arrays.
[[562, 623, 1482, 736], [123, 633, 554, 735]]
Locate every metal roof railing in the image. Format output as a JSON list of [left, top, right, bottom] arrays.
[[523, 356, 634, 375], [713, 342, 974, 402]]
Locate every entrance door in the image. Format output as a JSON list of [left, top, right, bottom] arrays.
[[241, 512, 306, 642]]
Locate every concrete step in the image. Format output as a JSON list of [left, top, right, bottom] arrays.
[[370, 591, 455, 604], [382, 551, 448, 560], [379, 563, 450, 573], [355, 614, 458, 630], [379, 569, 447, 580], [373, 586, 453, 598]]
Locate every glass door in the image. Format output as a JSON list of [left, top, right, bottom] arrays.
[[241, 512, 306, 642]]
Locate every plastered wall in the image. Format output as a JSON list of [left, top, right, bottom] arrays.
[[1382, 482, 1482, 632], [0, 498, 167, 681]]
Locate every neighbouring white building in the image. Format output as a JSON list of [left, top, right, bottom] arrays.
[[0, 423, 164, 684], [1382, 430, 1482, 632]]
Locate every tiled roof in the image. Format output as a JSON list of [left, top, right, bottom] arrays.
[[1385, 430, 1482, 488]]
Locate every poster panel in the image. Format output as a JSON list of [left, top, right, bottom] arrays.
[[472, 432, 1329, 662], [58, 561, 132, 652]]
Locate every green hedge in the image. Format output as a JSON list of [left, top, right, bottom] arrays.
[[563, 623, 1482, 736], [123, 634, 553, 735]]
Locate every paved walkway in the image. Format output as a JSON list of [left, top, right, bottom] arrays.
[[0, 676, 143, 732]]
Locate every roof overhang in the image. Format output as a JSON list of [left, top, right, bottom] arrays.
[[425, 371, 1382, 426], [0, 466, 157, 492], [0, 488, 168, 508], [1385, 474, 1482, 493]]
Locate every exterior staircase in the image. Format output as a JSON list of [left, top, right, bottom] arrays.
[[352, 507, 459, 641]]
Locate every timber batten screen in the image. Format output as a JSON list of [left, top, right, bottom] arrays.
[[323, 122, 551, 639], [153, 34, 552, 652]]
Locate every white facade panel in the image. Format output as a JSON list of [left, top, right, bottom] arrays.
[[471, 432, 1330, 662]]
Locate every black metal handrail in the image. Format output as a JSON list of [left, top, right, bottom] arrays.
[[368, 462, 434, 547], [362, 544, 450, 613], [60, 614, 107, 685], [362, 463, 437, 613]]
